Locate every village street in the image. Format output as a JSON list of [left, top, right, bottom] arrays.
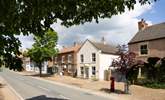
[[0, 69, 113, 100]]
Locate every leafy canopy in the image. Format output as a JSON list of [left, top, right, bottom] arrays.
[[27, 29, 58, 64], [0, 0, 157, 35], [0, 0, 157, 69]]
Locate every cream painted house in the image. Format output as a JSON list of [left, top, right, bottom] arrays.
[[77, 39, 119, 80], [24, 57, 48, 74]]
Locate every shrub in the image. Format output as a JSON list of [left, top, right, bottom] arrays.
[[135, 78, 153, 85], [91, 76, 98, 81], [135, 57, 165, 89]]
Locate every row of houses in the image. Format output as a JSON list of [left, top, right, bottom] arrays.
[[22, 37, 119, 80], [23, 19, 165, 80], [48, 38, 119, 80]]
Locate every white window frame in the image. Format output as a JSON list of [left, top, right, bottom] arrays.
[[62, 56, 65, 63], [68, 54, 72, 63]]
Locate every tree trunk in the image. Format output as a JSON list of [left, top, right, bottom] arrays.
[[39, 63, 42, 77]]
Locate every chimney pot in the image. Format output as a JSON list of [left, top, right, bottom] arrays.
[[74, 42, 77, 46], [138, 19, 148, 31]]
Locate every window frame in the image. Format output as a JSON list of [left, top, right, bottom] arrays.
[[92, 53, 96, 62], [68, 54, 72, 63], [139, 43, 148, 55], [92, 66, 96, 75], [62, 56, 65, 63], [80, 54, 84, 63], [80, 67, 84, 75], [54, 57, 57, 63]]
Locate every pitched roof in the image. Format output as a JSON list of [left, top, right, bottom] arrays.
[[59, 44, 81, 54], [129, 22, 165, 44], [89, 40, 118, 54]]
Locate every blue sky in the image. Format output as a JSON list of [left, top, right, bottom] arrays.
[[19, 1, 165, 50], [139, 0, 165, 24]]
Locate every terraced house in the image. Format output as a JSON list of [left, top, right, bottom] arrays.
[[53, 43, 81, 76], [77, 39, 119, 80], [128, 19, 165, 62]]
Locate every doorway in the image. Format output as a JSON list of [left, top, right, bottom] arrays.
[[85, 67, 89, 78]]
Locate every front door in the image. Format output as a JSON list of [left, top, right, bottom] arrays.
[[85, 67, 89, 78]]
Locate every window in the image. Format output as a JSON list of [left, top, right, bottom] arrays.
[[92, 53, 96, 62], [92, 66, 96, 75], [68, 65, 72, 72], [80, 67, 84, 75], [68, 54, 72, 63], [42, 66, 45, 71], [62, 56, 65, 63], [140, 44, 148, 55], [55, 57, 57, 62], [80, 54, 84, 63]]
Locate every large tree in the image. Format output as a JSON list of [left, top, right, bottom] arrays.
[[27, 29, 58, 76], [0, 0, 157, 69]]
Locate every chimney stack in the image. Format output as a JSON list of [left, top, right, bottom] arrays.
[[73, 42, 77, 46], [138, 19, 148, 31], [101, 37, 106, 45]]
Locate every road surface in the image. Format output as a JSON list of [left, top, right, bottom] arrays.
[[0, 69, 113, 100]]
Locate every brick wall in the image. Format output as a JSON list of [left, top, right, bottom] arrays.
[[129, 38, 165, 62]]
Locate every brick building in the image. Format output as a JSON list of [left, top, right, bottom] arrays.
[[53, 43, 81, 76], [128, 19, 165, 62]]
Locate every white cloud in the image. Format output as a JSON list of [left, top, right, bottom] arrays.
[[16, 34, 34, 50], [18, 3, 153, 49], [52, 3, 153, 47]]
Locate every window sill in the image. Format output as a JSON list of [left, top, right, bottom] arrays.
[[138, 54, 148, 57]]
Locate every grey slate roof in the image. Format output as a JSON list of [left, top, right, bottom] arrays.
[[129, 22, 165, 44], [90, 40, 118, 54]]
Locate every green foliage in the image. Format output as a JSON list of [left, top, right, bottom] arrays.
[[0, 35, 22, 70], [0, 0, 157, 35], [3, 54, 23, 71], [91, 76, 99, 81], [144, 83, 165, 89], [136, 78, 165, 89], [135, 57, 165, 89], [126, 66, 139, 84], [0, 0, 156, 70], [27, 29, 58, 76], [143, 57, 164, 82]]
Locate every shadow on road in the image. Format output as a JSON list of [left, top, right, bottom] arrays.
[[25, 95, 68, 100], [100, 88, 125, 94], [24, 74, 53, 77]]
